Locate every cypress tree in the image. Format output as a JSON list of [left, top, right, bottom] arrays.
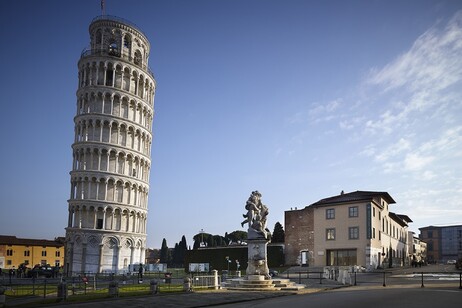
[[271, 222, 285, 243]]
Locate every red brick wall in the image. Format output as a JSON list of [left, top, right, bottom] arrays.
[[284, 207, 314, 265]]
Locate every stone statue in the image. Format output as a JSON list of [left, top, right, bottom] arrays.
[[242, 190, 271, 278], [241, 191, 271, 242]]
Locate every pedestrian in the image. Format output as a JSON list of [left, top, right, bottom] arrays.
[[9, 268, 14, 284], [138, 264, 143, 281]]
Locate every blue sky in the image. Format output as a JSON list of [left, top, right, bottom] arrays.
[[0, 0, 461, 249]]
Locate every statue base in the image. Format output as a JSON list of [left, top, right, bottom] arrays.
[[246, 239, 270, 278]]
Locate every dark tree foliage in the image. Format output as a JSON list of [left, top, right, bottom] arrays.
[[271, 222, 285, 243], [193, 232, 212, 249], [227, 230, 247, 244], [171, 235, 188, 266], [212, 235, 226, 247], [172, 243, 180, 265], [160, 238, 169, 263]]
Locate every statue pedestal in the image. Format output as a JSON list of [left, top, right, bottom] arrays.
[[246, 239, 270, 278]]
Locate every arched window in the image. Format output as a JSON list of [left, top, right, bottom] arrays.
[[134, 50, 142, 66], [108, 42, 120, 57], [123, 35, 131, 48]]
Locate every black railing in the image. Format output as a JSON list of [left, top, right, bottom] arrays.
[[91, 15, 147, 38]]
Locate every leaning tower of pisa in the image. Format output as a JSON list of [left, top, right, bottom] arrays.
[[65, 15, 156, 274]]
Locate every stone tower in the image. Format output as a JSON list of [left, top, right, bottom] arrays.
[[65, 15, 156, 274]]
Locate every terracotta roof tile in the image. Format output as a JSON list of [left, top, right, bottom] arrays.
[[0, 235, 65, 247], [309, 190, 396, 207]]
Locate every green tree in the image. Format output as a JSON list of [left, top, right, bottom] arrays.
[[210, 235, 225, 247], [193, 232, 212, 249], [160, 238, 169, 263], [271, 222, 285, 243], [227, 230, 247, 244]]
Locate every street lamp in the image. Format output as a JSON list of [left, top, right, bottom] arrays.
[[225, 256, 230, 272]]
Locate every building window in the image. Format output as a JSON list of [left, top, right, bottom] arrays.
[[349, 206, 358, 217], [41, 260, 47, 265], [6, 249, 13, 256], [24, 250, 30, 257], [42, 251, 47, 257], [97, 219, 103, 229], [55, 251, 61, 257], [326, 228, 336, 240], [24, 260, 29, 265], [327, 249, 357, 266], [428, 231, 433, 238], [55, 260, 60, 267], [428, 242, 433, 251], [349, 227, 359, 239], [326, 209, 335, 219], [123, 35, 131, 48], [373, 207, 375, 217], [7, 260, 12, 265]]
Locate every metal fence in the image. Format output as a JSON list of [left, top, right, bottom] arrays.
[[190, 274, 220, 289], [350, 271, 462, 288], [0, 274, 185, 307]]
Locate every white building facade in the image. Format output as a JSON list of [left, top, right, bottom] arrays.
[[65, 15, 156, 274]]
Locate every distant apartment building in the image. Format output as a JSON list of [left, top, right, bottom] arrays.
[[285, 191, 412, 270], [408, 232, 427, 264], [0, 235, 65, 269], [419, 225, 462, 263]]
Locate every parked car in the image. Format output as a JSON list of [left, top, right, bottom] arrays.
[[28, 265, 55, 278], [446, 259, 457, 265]]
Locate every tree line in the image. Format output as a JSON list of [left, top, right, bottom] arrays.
[[156, 222, 285, 267]]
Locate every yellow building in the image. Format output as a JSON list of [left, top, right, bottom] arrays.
[[0, 235, 65, 270]]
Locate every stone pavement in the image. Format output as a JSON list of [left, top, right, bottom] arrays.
[[48, 286, 343, 308]]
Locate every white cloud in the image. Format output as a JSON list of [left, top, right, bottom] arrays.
[[363, 11, 462, 136], [421, 170, 436, 181], [308, 99, 342, 116], [420, 126, 462, 154], [403, 153, 435, 171], [374, 138, 411, 162]]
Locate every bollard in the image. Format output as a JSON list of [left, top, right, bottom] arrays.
[[421, 272, 424, 288], [183, 277, 192, 292], [319, 272, 322, 284], [57, 282, 67, 301], [108, 281, 119, 297], [150, 280, 158, 294], [354, 271, 357, 286], [459, 273, 462, 289], [0, 286, 6, 308], [383, 272, 386, 287], [212, 270, 219, 290]]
